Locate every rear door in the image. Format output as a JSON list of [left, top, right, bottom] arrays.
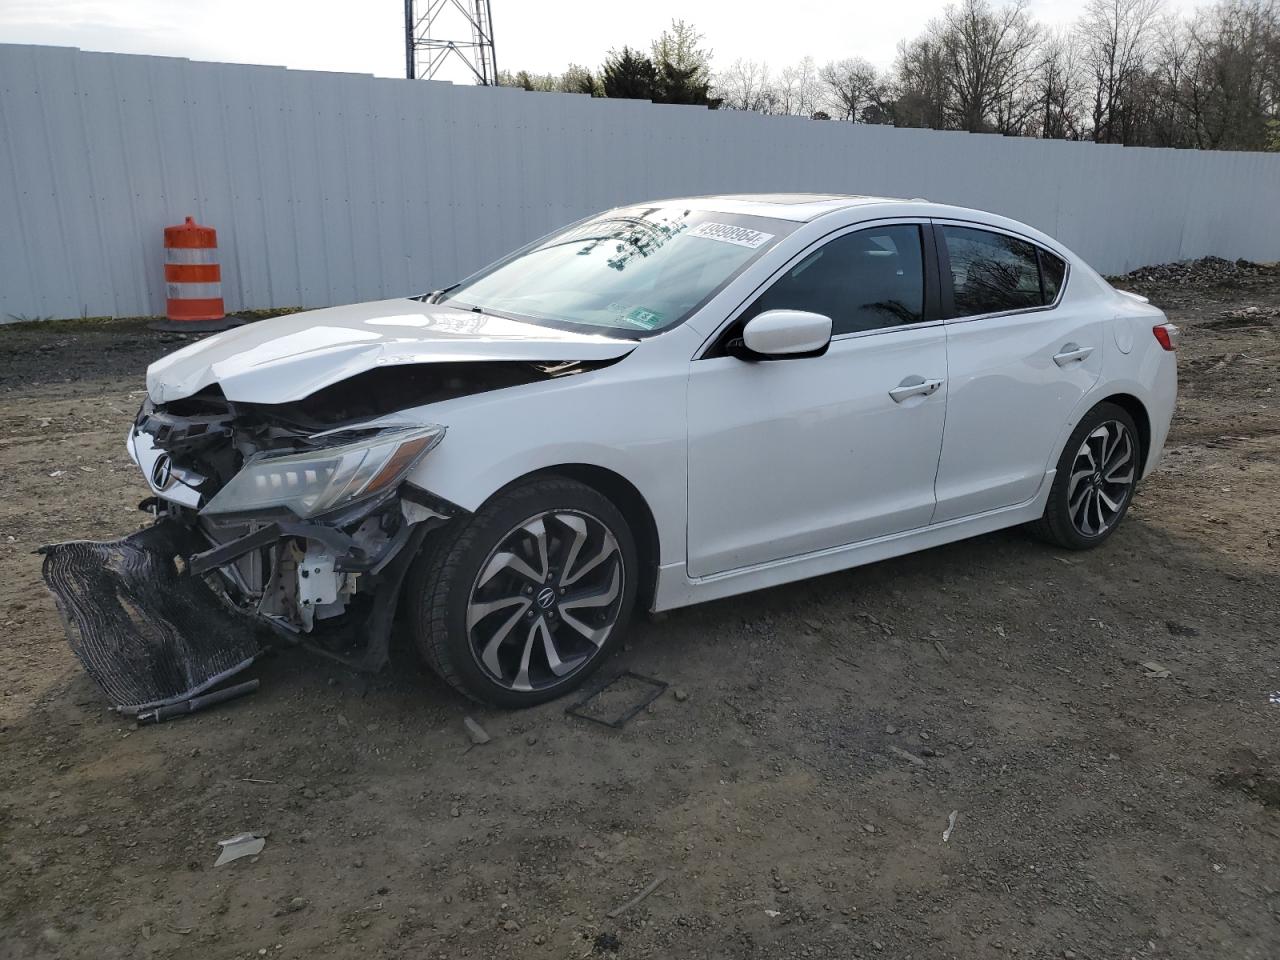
[[931, 222, 1104, 522]]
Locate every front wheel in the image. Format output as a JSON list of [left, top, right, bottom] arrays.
[[406, 477, 638, 707], [1033, 402, 1141, 550]]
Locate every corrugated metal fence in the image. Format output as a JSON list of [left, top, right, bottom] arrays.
[[3, 43, 1280, 322]]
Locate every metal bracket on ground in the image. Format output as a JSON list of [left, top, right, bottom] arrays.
[[564, 671, 668, 729]]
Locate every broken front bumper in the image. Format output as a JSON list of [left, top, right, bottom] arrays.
[[42, 489, 456, 714], [40, 520, 264, 714]]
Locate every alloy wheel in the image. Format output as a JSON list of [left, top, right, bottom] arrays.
[[1066, 420, 1136, 538], [465, 510, 624, 692]]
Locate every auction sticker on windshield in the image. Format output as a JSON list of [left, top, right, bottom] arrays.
[[688, 222, 775, 249]]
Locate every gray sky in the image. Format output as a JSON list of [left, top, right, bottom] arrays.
[[0, 1, 1188, 82]]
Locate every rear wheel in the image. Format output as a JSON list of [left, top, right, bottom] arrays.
[[1033, 402, 1140, 550], [406, 477, 638, 707]]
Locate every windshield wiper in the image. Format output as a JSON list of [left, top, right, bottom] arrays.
[[422, 282, 461, 304]]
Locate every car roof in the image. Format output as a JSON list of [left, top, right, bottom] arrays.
[[653, 193, 919, 222], [624, 193, 1080, 266]]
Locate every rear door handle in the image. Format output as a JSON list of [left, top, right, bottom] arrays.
[[1053, 343, 1094, 366], [889, 376, 944, 403]]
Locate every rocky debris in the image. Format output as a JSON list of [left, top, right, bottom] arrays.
[[1219, 304, 1280, 320], [592, 931, 622, 953], [273, 896, 309, 917], [1217, 748, 1280, 807], [887, 745, 926, 767], [1115, 256, 1280, 289]]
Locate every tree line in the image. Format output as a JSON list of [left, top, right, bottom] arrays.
[[498, 2, 1280, 152]]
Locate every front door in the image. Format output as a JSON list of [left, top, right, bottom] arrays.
[[686, 222, 948, 578]]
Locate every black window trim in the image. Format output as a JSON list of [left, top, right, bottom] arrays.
[[696, 217, 942, 360], [931, 217, 1071, 325]]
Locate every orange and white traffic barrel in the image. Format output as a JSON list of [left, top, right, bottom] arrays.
[[164, 216, 224, 322]]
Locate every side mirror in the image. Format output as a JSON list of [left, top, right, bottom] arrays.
[[729, 310, 833, 361]]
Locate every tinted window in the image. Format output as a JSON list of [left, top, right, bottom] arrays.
[[744, 225, 926, 336], [942, 226, 1042, 317], [1040, 249, 1067, 302]]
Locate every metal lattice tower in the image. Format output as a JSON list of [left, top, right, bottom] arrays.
[[405, 0, 497, 84]]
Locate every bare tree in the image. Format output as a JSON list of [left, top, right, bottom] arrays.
[[895, 0, 1043, 133], [1181, 0, 1280, 149], [1146, 14, 1195, 146], [1077, 0, 1164, 142], [1032, 32, 1085, 139], [510, 0, 1280, 151], [713, 59, 778, 112], [943, 0, 1043, 133], [894, 36, 951, 128], [818, 57, 884, 121], [777, 57, 821, 116]]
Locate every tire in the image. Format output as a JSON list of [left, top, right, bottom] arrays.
[[1033, 401, 1141, 550], [405, 476, 639, 708]]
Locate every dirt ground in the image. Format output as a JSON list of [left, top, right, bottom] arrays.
[[2, 269, 1278, 960]]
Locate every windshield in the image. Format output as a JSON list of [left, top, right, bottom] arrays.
[[445, 205, 795, 335]]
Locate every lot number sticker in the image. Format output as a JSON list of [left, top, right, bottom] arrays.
[[688, 222, 775, 249]]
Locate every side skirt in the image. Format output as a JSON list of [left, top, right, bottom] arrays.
[[651, 473, 1055, 612]]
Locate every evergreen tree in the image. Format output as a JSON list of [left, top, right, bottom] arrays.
[[602, 46, 659, 100]]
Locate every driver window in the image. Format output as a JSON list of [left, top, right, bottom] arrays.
[[742, 224, 926, 336]]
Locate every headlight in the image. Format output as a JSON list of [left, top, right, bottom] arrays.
[[201, 424, 445, 519]]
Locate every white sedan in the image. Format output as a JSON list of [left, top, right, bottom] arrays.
[[64, 194, 1179, 710]]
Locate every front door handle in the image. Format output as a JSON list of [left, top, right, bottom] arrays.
[[1053, 343, 1094, 366], [889, 376, 944, 403]]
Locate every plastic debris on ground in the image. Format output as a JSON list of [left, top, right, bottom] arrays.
[[463, 716, 491, 745], [39, 520, 263, 717], [214, 832, 267, 866]]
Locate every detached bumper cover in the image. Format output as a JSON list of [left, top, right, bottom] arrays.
[[40, 521, 264, 714]]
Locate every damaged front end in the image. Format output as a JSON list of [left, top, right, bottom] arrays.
[[130, 387, 457, 658], [43, 377, 470, 716], [39, 292, 634, 717]]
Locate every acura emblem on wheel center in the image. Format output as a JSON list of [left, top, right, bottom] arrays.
[[536, 587, 557, 609]]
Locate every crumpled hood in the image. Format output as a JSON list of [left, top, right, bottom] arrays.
[[146, 299, 638, 404]]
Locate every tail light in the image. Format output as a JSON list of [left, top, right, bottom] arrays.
[[1153, 322, 1180, 351]]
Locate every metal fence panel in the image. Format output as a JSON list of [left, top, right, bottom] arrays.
[[2, 43, 1279, 322]]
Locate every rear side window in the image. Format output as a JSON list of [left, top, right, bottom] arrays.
[[941, 226, 1044, 317], [743, 224, 926, 336], [1040, 249, 1067, 302]]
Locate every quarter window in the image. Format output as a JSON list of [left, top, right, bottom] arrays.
[[742, 224, 926, 336], [941, 226, 1045, 317], [1040, 248, 1067, 303]]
